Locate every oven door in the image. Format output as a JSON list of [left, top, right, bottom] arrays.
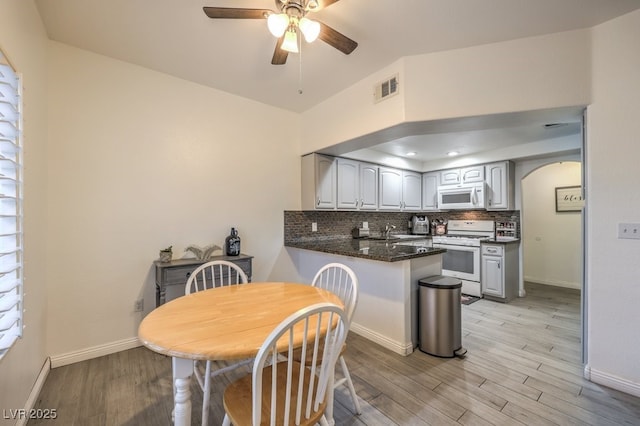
[[433, 243, 480, 282]]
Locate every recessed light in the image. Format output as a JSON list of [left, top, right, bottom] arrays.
[[447, 151, 459, 157], [406, 151, 417, 156]]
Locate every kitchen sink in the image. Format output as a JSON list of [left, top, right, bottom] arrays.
[[367, 234, 427, 241]]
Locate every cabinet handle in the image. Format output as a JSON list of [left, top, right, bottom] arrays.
[[316, 197, 320, 206], [360, 199, 364, 207]]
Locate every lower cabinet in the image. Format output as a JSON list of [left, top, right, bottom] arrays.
[[481, 243, 518, 302]]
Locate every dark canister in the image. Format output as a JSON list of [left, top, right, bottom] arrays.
[[225, 227, 241, 256]]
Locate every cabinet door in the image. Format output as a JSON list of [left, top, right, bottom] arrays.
[[440, 169, 460, 185], [378, 167, 403, 210], [315, 155, 336, 209], [336, 158, 359, 209], [482, 255, 504, 297], [461, 165, 485, 183], [402, 171, 422, 210], [359, 163, 378, 210], [422, 172, 439, 210], [485, 161, 513, 210]]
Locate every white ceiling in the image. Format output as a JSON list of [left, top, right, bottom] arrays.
[[33, 0, 639, 165]]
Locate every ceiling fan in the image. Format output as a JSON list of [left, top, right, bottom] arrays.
[[203, 0, 358, 65]]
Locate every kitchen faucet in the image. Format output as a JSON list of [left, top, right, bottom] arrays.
[[384, 223, 396, 239]]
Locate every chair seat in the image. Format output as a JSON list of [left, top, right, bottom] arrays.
[[223, 361, 327, 426]]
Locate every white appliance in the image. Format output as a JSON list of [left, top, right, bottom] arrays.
[[437, 182, 487, 210], [432, 220, 495, 297]]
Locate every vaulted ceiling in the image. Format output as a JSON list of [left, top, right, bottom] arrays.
[[34, 0, 640, 113]]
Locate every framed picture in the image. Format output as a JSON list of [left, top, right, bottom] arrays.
[[555, 185, 583, 212]]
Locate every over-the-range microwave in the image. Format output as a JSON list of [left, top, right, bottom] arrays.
[[437, 182, 487, 210]]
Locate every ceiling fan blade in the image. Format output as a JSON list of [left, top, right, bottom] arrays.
[[203, 7, 270, 19], [271, 37, 289, 65], [318, 22, 358, 55]]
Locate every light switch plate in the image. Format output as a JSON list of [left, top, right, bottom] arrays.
[[618, 223, 640, 239], [311, 222, 317, 232]]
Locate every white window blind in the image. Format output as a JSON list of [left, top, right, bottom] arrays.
[[0, 49, 23, 359]]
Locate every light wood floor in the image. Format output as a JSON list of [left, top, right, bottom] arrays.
[[30, 282, 640, 425]]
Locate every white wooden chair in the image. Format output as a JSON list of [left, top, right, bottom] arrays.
[[184, 260, 251, 426], [222, 302, 349, 426], [310, 263, 361, 417]]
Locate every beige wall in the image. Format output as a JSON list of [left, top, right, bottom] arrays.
[[588, 9, 640, 392], [522, 162, 582, 289], [0, 0, 49, 422], [45, 43, 301, 359]]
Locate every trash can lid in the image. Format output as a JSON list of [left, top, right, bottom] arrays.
[[418, 275, 462, 289]]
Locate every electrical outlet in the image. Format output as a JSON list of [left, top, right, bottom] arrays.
[[134, 299, 144, 312], [618, 223, 640, 239], [362, 221, 368, 229], [311, 222, 317, 232]]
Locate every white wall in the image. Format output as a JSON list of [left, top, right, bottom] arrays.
[[45, 42, 301, 360], [522, 162, 582, 288], [300, 29, 591, 156], [0, 1, 49, 422], [587, 9, 640, 394]]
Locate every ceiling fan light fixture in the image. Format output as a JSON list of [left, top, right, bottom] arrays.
[[267, 13, 289, 37], [281, 29, 299, 53], [299, 17, 320, 42]]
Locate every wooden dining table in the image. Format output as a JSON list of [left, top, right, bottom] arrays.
[[138, 281, 344, 426]]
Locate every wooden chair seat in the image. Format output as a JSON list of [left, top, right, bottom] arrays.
[[223, 361, 326, 426]]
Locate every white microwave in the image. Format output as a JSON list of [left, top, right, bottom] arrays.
[[437, 182, 487, 210]]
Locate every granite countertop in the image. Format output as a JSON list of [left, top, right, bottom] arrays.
[[285, 237, 445, 262], [483, 238, 521, 244]]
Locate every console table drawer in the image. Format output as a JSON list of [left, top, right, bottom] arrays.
[[154, 254, 253, 306]]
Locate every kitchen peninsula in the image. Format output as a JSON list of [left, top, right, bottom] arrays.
[[286, 228, 445, 356]]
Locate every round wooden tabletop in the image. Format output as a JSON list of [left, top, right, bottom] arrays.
[[138, 282, 343, 361]]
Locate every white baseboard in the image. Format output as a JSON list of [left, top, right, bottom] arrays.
[[585, 364, 640, 398], [350, 322, 414, 356], [524, 276, 581, 289], [16, 357, 51, 426], [50, 337, 142, 368]]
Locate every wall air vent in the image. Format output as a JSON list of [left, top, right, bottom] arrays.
[[373, 74, 399, 103]]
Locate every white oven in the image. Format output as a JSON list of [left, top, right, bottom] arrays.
[[432, 220, 495, 297], [432, 243, 480, 283]]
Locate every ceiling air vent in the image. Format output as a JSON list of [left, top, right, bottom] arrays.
[[373, 74, 399, 103]]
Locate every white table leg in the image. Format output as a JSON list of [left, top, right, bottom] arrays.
[[172, 357, 193, 426]]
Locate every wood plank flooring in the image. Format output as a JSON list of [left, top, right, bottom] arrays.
[[29, 283, 640, 425]]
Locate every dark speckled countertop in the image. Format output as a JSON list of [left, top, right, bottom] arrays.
[[285, 237, 445, 262]]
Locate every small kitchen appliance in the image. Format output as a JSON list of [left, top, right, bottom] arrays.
[[437, 182, 487, 210], [411, 215, 429, 235], [431, 220, 495, 297]]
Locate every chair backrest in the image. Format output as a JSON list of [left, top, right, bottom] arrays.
[[185, 260, 248, 295], [311, 263, 359, 322], [252, 303, 348, 426]]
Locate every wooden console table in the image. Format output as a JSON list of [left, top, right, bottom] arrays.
[[153, 254, 253, 306]]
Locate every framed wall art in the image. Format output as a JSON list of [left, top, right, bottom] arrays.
[[555, 185, 583, 212]]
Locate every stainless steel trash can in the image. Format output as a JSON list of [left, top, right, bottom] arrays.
[[418, 275, 466, 357]]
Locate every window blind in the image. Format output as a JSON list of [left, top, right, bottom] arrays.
[[0, 50, 23, 359]]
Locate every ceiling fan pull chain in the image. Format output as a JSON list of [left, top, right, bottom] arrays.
[[298, 31, 304, 94]]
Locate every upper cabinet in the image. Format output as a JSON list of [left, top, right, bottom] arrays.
[[485, 161, 515, 210], [336, 158, 378, 210], [379, 167, 422, 211], [440, 165, 484, 185], [302, 154, 336, 210], [422, 171, 440, 211]]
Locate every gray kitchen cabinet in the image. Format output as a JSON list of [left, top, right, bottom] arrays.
[[379, 167, 421, 211], [154, 254, 253, 306], [402, 170, 422, 210], [485, 161, 515, 210], [302, 153, 336, 210], [336, 158, 360, 209], [439, 165, 484, 185], [422, 171, 440, 211], [359, 162, 379, 210], [481, 243, 518, 302]]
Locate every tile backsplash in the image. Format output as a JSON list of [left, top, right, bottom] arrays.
[[284, 210, 520, 242]]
